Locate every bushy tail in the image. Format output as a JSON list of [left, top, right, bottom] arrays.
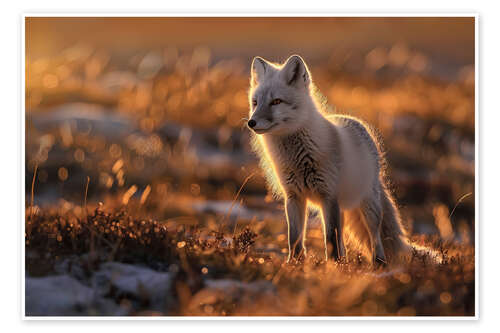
[[380, 188, 412, 263]]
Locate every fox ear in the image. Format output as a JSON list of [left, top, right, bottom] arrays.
[[251, 56, 268, 85], [281, 55, 310, 87]]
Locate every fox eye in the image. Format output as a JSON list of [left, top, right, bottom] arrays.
[[252, 100, 257, 107], [271, 99, 282, 106]]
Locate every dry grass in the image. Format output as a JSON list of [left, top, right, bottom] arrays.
[[25, 202, 474, 316]]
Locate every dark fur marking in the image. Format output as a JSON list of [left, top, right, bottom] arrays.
[[257, 58, 267, 74], [298, 153, 313, 166], [294, 146, 305, 159], [278, 129, 325, 192], [288, 62, 300, 85]]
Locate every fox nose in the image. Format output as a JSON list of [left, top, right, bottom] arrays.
[[248, 119, 257, 128]]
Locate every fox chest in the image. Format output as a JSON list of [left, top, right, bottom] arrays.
[[270, 134, 328, 195]]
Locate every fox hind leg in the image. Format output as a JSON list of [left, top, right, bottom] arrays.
[[321, 197, 346, 261], [360, 192, 387, 267]]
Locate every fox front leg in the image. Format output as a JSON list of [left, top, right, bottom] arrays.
[[321, 197, 346, 261], [284, 194, 307, 262]]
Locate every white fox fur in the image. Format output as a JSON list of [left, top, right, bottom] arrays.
[[247, 55, 411, 266]]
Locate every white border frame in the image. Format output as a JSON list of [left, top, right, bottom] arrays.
[[21, 13, 479, 320]]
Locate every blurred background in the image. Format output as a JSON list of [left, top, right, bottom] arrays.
[[24, 16, 475, 316], [26, 17, 475, 239]]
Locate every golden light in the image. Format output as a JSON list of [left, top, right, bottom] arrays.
[[440, 292, 452, 304], [122, 185, 138, 205], [57, 167, 68, 181]]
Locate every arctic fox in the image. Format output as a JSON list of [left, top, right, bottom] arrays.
[[247, 55, 410, 266]]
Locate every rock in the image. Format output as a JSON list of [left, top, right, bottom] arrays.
[[30, 103, 134, 140], [137, 52, 164, 79], [100, 71, 138, 93], [92, 262, 174, 312], [191, 200, 280, 223], [157, 121, 256, 169], [25, 275, 124, 316], [53, 255, 87, 282]]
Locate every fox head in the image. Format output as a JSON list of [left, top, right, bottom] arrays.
[[247, 55, 314, 135]]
